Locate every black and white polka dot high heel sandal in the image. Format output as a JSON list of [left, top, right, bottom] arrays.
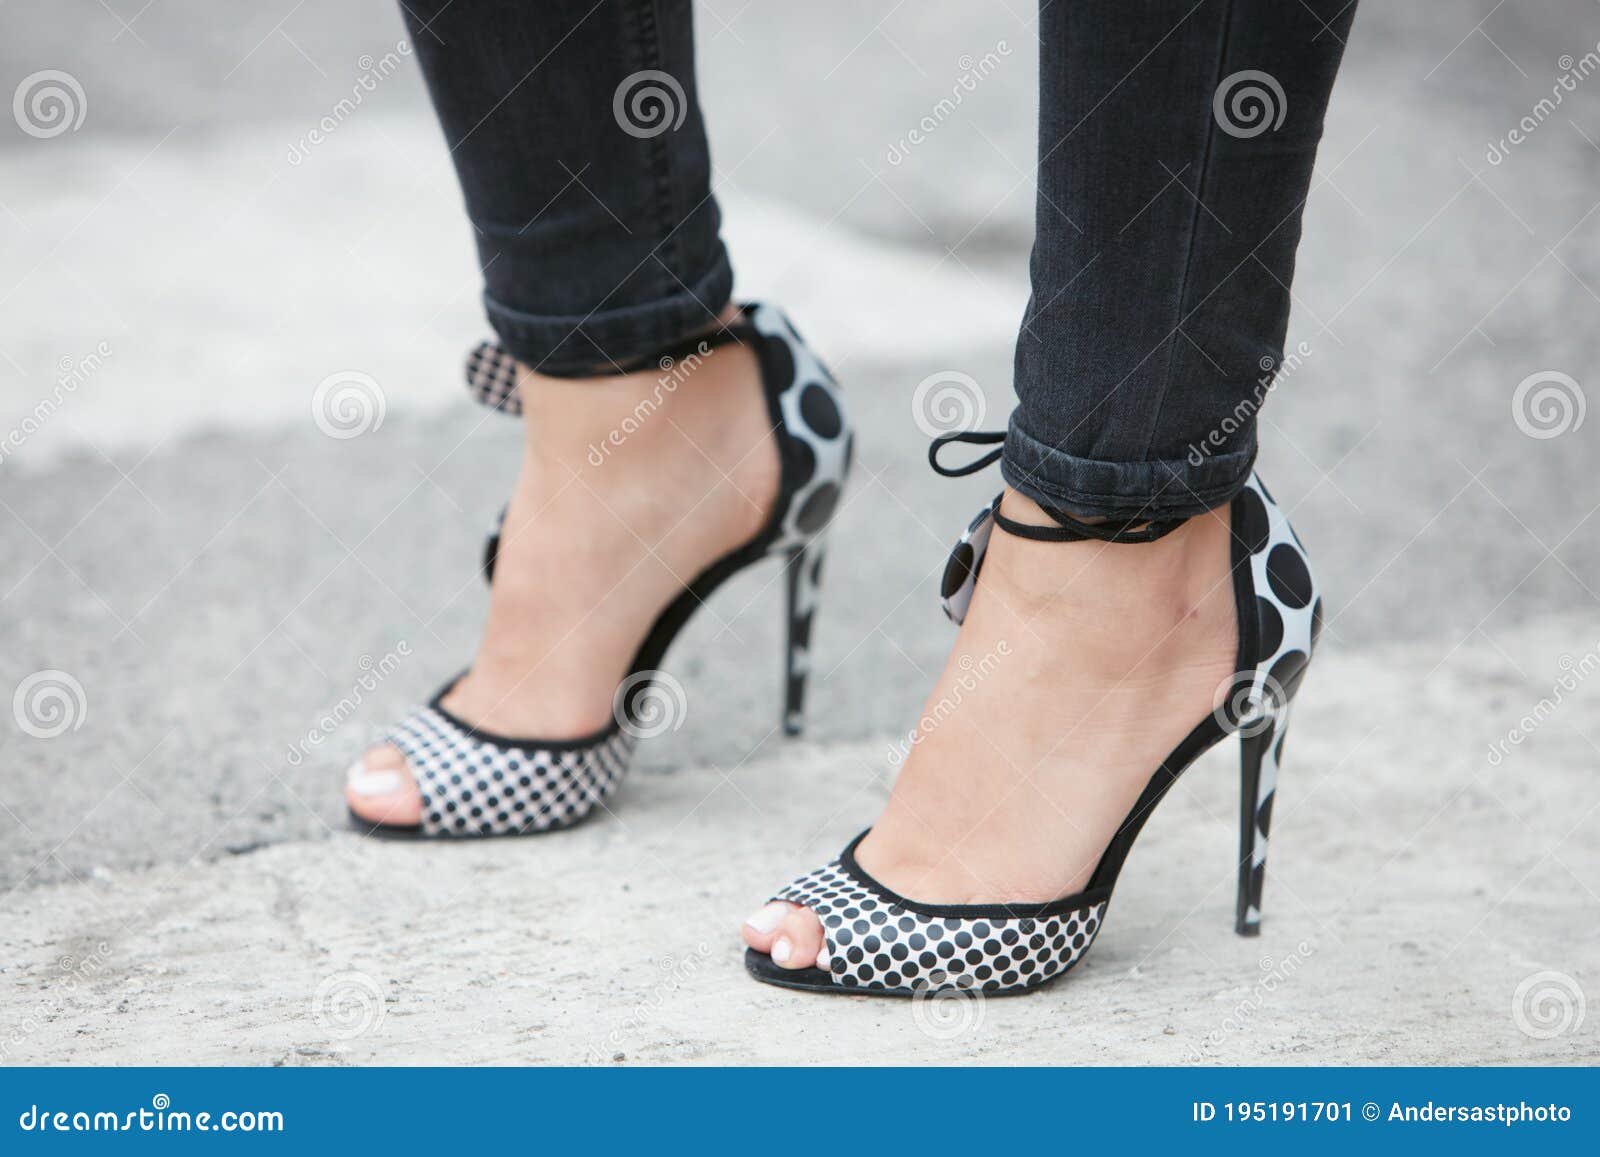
[[746, 431, 1320, 995], [351, 302, 853, 839]]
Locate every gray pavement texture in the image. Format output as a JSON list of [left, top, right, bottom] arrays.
[[2, 2, 1600, 1063]]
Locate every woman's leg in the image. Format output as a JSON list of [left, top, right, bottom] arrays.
[[745, 0, 1356, 965], [402, 0, 730, 370], [1005, 0, 1356, 520], [349, 0, 779, 822]]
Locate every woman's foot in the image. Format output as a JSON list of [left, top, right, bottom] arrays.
[[742, 492, 1238, 969], [347, 312, 779, 824]]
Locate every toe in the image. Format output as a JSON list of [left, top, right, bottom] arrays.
[[345, 744, 423, 827], [741, 900, 826, 970]]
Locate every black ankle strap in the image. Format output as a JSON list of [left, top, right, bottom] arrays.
[[929, 429, 1005, 477], [929, 429, 1186, 545], [992, 507, 1186, 544]]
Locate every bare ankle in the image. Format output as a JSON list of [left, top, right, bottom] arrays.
[[976, 492, 1236, 673]]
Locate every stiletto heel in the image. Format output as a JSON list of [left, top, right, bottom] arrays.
[[1236, 706, 1290, 937], [748, 442, 1322, 996], [782, 539, 825, 737], [353, 302, 853, 838]]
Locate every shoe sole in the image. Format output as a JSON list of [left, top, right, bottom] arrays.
[[743, 946, 1088, 997], [344, 806, 598, 842]]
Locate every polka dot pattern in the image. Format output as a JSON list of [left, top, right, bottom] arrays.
[[753, 304, 852, 553], [774, 848, 1107, 994], [1237, 472, 1319, 930], [1266, 543, 1314, 609], [464, 340, 522, 414], [940, 494, 1001, 625], [387, 705, 635, 837]]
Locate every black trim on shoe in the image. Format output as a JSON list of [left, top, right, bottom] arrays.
[[426, 674, 623, 752], [832, 830, 1114, 920], [741, 946, 1094, 998]]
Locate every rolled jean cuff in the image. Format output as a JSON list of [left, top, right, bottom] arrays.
[[483, 249, 734, 375], [1000, 414, 1257, 521]]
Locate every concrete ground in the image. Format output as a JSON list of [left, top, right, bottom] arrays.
[[2, 2, 1599, 1063]]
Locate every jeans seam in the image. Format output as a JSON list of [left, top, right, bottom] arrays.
[[1138, 0, 1237, 461], [629, 0, 681, 307]]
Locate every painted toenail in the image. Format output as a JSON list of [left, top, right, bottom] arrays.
[[771, 937, 792, 966], [814, 943, 831, 969], [349, 770, 404, 797], [744, 902, 788, 935]]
